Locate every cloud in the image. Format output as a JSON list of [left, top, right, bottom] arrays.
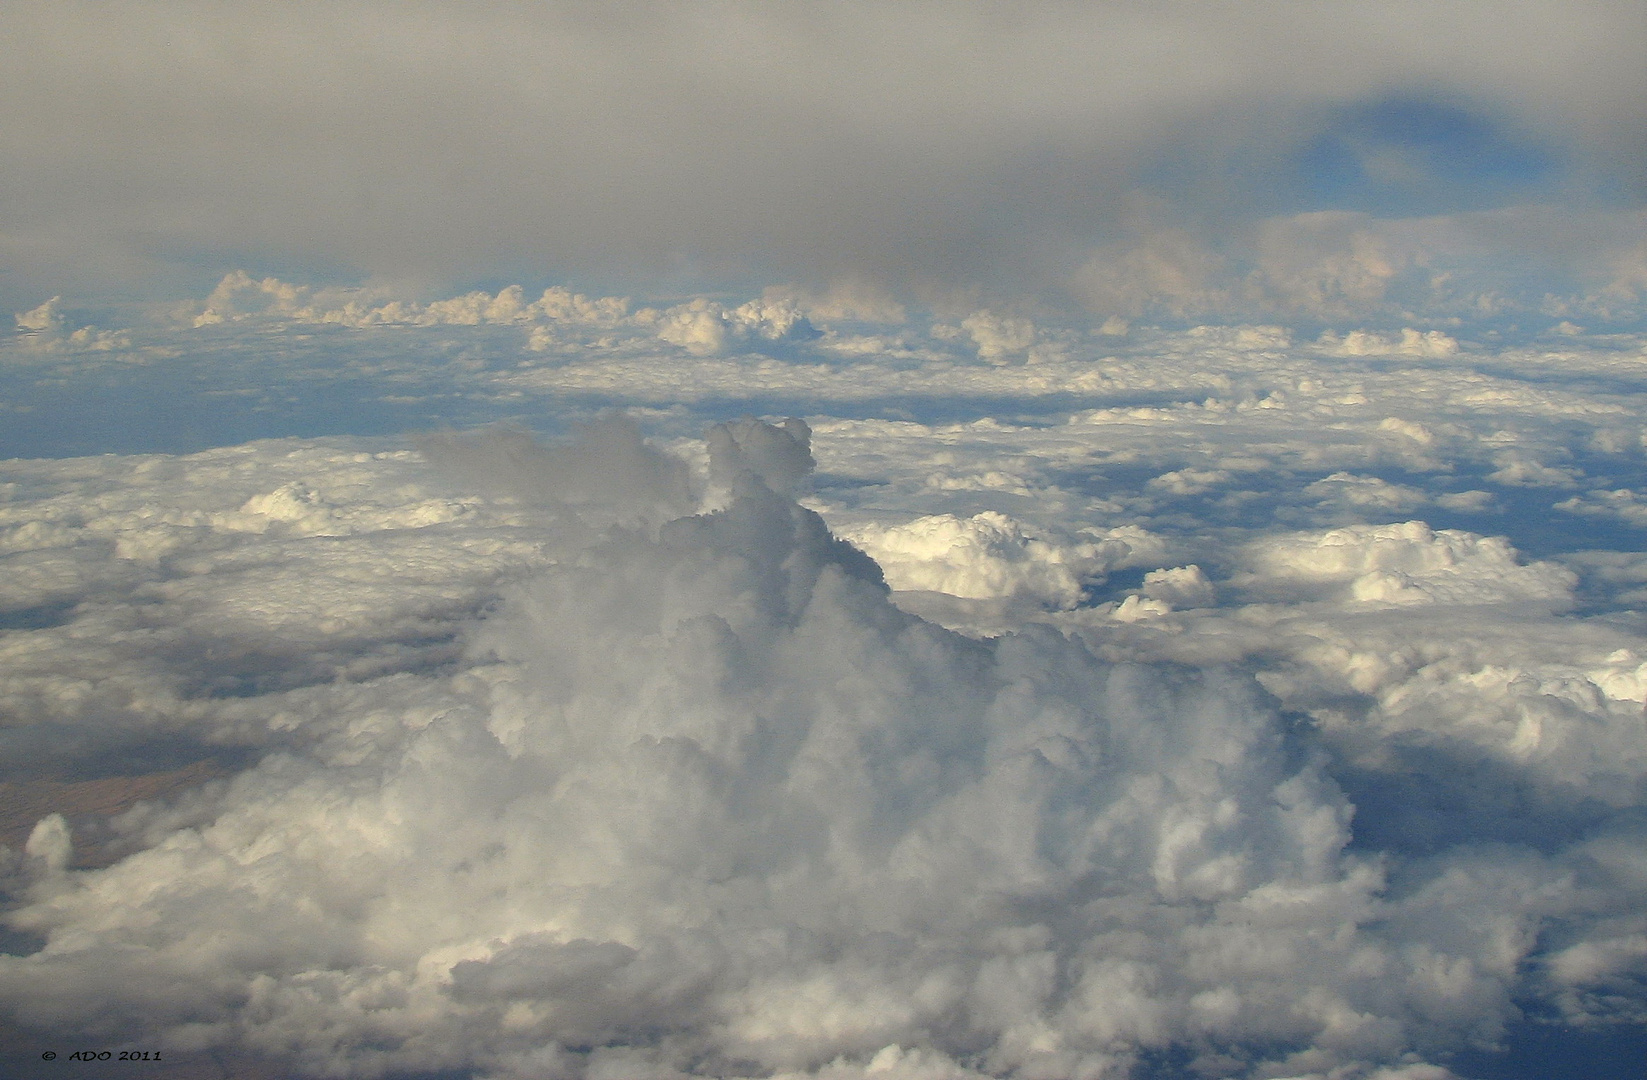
[[180, 272, 822, 360], [1306, 473, 1431, 513], [1071, 218, 1231, 318], [1319, 328, 1460, 358], [187, 271, 631, 333], [1486, 450, 1583, 488], [23, 814, 70, 874], [652, 297, 819, 357], [1237, 521, 1577, 608], [1557, 487, 1647, 527], [959, 312, 1037, 363], [420, 418, 696, 529], [5, 275, 1647, 1076], [836, 512, 1150, 609], [1140, 564, 1216, 609], [10, 296, 128, 352], [8, 423, 1646, 1077], [707, 416, 817, 498], [2, 4, 1645, 320], [12, 298, 61, 334], [0, 425, 1354, 1074]]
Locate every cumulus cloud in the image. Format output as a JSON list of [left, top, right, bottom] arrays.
[[6, 422, 1645, 1078], [0, 425, 1359, 1076], [1106, 564, 1224, 624], [187, 271, 631, 334], [836, 512, 1150, 609], [1237, 521, 1577, 608], [1318, 328, 1460, 358], [959, 312, 1036, 364], [1250, 212, 1408, 316], [1306, 473, 1431, 513], [6, 270, 1647, 1077], [1139, 564, 1216, 609], [1072, 220, 1231, 318], [11, 296, 128, 352], [13, 298, 62, 334], [652, 297, 819, 356], [1556, 487, 1647, 527], [179, 272, 825, 362]]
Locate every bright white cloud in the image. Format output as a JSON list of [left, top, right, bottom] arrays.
[[5, 273, 1647, 1077], [0, 425, 1367, 1077], [1318, 328, 1460, 358], [837, 512, 1149, 609], [0, 415, 1644, 1078], [1239, 521, 1576, 608]]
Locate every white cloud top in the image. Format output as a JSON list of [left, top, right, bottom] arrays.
[[839, 513, 1149, 609], [1241, 521, 1577, 607], [0, 406, 1644, 1077], [3, 274, 1647, 1077]]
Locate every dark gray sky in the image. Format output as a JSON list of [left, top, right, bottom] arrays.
[[3, 1, 1645, 320]]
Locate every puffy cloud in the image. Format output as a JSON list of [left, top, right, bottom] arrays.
[[13, 297, 63, 334], [707, 417, 816, 498], [1306, 473, 1431, 513], [190, 270, 318, 326], [1238, 521, 1577, 608], [1557, 487, 1647, 527], [656, 298, 734, 355], [767, 281, 908, 325], [11, 296, 128, 352], [1486, 450, 1583, 488], [959, 312, 1036, 363], [836, 512, 1148, 609], [23, 814, 71, 874], [5, 277, 1647, 1076], [9, 423, 1643, 1077], [1072, 222, 1231, 318], [1249, 212, 1407, 316], [652, 298, 818, 356], [1140, 564, 1215, 608], [1319, 328, 1460, 358], [1108, 567, 1217, 623], [1148, 468, 1232, 497]]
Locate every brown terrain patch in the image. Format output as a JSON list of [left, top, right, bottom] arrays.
[[1, 760, 299, 1078], [0, 758, 230, 868]]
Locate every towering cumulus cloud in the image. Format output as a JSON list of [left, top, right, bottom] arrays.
[[8, 420, 1641, 1079]]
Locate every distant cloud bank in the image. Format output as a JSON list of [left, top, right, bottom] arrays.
[[1, 3, 1644, 322]]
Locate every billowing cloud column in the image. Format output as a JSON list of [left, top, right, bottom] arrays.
[[0, 422, 1570, 1079]]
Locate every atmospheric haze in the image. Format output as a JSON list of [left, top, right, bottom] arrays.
[[4, 4, 1647, 1080]]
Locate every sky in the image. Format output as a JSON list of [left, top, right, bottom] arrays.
[[4, 4, 1647, 1080], [3, 1, 1646, 322]]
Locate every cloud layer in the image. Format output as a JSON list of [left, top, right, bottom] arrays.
[[1, 407, 1646, 1078], [1, 3, 1645, 320], [4, 270, 1647, 1075]]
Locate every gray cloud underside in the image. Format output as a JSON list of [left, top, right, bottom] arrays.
[[1, 3, 1645, 316]]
